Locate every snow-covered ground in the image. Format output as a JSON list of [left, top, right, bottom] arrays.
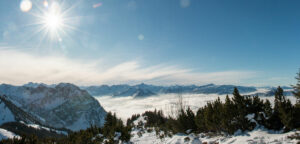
[[129, 116, 299, 144], [0, 128, 19, 141], [95, 91, 297, 121], [130, 128, 298, 144]]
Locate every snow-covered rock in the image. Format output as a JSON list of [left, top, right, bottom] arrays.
[[0, 128, 20, 140]]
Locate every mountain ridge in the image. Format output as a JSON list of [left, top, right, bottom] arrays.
[[6, 82, 294, 97]]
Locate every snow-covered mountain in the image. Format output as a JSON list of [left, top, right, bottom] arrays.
[[0, 96, 68, 139], [0, 83, 107, 131]]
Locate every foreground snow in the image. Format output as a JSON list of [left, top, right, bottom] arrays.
[[130, 128, 298, 144], [0, 128, 20, 140], [129, 116, 298, 144]]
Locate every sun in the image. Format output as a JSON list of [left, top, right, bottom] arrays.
[[24, 0, 78, 44], [28, 1, 75, 41], [44, 12, 63, 31], [41, 3, 64, 32]]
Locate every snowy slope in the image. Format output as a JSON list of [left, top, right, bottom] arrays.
[[0, 99, 15, 125], [0, 128, 19, 141]]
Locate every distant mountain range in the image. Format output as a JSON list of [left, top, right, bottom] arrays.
[[82, 83, 294, 97], [0, 83, 107, 131], [17, 82, 294, 98]]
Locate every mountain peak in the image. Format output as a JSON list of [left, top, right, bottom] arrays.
[[23, 82, 47, 88], [55, 83, 81, 90]]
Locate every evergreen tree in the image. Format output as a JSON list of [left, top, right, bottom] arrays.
[[292, 70, 300, 128], [195, 108, 206, 132], [279, 99, 294, 131], [203, 102, 216, 132], [272, 86, 295, 131], [263, 99, 272, 119], [212, 97, 223, 132], [260, 99, 273, 127], [275, 86, 284, 105], [174, 107, 197, 133], [267, 87, 284, 130], [231, 87, 251, 131], [293, 70, 300, 103], [250, 95, 264, 114], [185, 107, 197, 132], [221, 95, 235, 134]]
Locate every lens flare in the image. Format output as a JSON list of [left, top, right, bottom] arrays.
[[138, 34, 144, 40], [20, 0, 32, 12], [43, 0, 49, 8], [93, 3, 102, 8]]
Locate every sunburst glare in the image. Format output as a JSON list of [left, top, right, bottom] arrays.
[[43, 7, 63, 31], [26, 0, 78, 43]]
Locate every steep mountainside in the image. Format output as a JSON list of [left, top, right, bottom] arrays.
[[0, 83, 107, 131], [0, 96, 41, 125], [0, 97, 15, 125]]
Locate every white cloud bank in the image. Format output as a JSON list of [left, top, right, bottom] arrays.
[[0, 49, 257, 86]]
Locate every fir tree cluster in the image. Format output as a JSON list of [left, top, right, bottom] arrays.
[[131, 86, 300, 136]]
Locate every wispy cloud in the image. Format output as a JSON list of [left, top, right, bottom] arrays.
[[0, 49, 257, 86]]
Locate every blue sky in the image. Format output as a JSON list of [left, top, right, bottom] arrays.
[[0, 0, 299, 86]]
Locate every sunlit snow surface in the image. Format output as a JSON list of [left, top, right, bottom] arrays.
[[130, 128, 298, 144], [95, 89, 297, 120], [129, 116, 298, 144]]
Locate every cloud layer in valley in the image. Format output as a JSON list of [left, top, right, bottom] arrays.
[[0, 49, 257, 86], [95, 93, 297, 120]]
